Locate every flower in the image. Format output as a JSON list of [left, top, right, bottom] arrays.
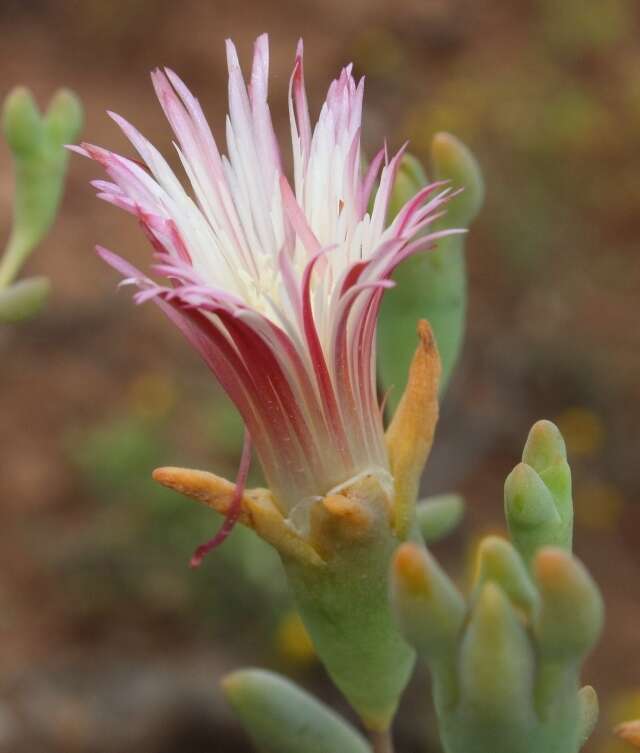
[[75, 36, 459, 725], [73, 33, 456, 536]]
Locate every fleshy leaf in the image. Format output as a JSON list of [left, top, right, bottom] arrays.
[[577, 686, 599, 746], [416, 493, 465, 544], [378, 134, 484, 408], [533, 547, 603, 661], [459, 582, 534, 722], [472, 536, 538, 616], [0, 86, 83, 291], [505, 421, 573, 566], [223, 669, 371, 753], [385, 319, 441, 538], [393, 418, 603, 753], [391, 542, 465, 710]]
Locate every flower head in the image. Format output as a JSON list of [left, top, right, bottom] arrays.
[[74, 34, 456, 532]]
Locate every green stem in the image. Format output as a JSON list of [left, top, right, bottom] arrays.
[[0, 230, 31, 289], [370, 729, 395, 753]]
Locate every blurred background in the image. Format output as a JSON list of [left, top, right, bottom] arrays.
[[1, 1, 639, 751]]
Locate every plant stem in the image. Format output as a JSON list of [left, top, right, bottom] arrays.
[[371, 729, 395, 753], [0, 230, 30, 289]]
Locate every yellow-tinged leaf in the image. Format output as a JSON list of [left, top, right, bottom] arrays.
[[386, 320, 441, 537]]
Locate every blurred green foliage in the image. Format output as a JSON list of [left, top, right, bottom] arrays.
[[539, 0, 633, 59], [65, 391, 289, 645], [0, 86, 82, 321]]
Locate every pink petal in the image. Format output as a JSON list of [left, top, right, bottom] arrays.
[[190, 430, 253, 566]]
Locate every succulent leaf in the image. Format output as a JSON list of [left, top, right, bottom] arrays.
[[379, 135, 484, 406], [416, 493, 465, 544], [0, 86, 83, 294], [223, 669, 371, 753], [392, 419, 602, 753], [505, 421, 573, 565], [472, 536, 538, 616]]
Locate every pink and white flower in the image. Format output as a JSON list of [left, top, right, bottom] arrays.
[[74, 34, 456, 531]]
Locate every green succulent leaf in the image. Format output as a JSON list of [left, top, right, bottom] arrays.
[[505, 420, 573, 566], [0, 86, 83, 294], [378, 134, 484, 409], [577, 686, 599, 746], [393, 419, 603, 753], [223, 669, 371, 753], [459, 582, 534, 724], [472, 536, 538, 616], [416, 493, 465, 544]]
